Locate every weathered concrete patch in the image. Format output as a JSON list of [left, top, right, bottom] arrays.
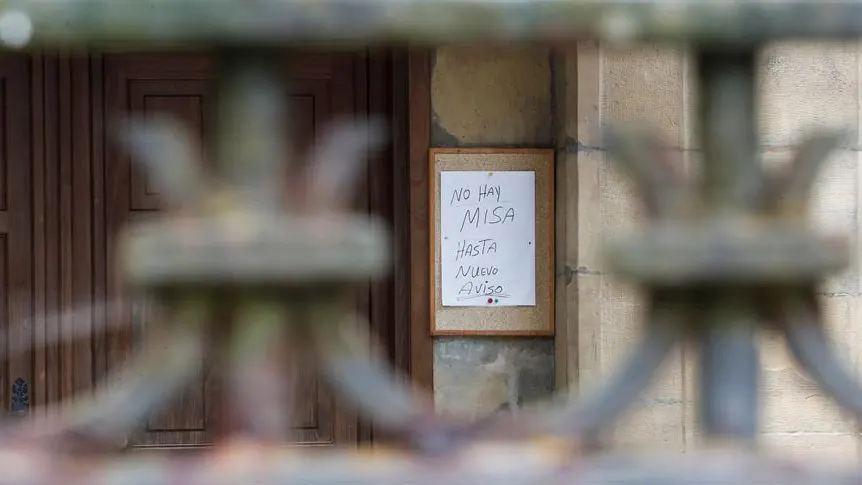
[[433, 337, 554, 419]]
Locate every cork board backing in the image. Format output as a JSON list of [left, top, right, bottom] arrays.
[[429, 148, 555, 336]]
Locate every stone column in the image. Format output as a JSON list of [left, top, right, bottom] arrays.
[[430, 46, 556, 420]]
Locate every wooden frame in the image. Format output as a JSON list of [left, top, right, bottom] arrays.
[[406, 49, 434, 391], [428, 147, 555, 337]]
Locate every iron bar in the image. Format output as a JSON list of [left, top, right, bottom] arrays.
[[603, 127, 688, 218], [693, 49, 761, 443], [698, 303, 760, 442], [206, 51, 296, 441], [299, 119, 388, 214], [696, 49, 762, 213], [528, 291, 681, 439], [762, 130, 847, 215], [117, 117, 206, 212], [5, 0, 862, 49], [0, 444, 857, 485], [782, 290, 862, 419], [306, 310, 455, 452]]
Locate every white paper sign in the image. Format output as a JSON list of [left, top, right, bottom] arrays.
[[440, 171, 536, 307]]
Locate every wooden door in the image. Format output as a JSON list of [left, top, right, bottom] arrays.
[[101, 53, 360, 449], [0, 50, 406, 449], [0, 55, 32, 419]]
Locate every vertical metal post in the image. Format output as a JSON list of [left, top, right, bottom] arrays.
[[696, 48, 761, 444], [211, 49, 294, 440]]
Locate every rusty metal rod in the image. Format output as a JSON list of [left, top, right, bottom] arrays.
[[782, 289, 862, 419]]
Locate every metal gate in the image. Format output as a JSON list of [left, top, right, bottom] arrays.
[[0, 1, 859, 484]]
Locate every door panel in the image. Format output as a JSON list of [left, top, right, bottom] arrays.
[[0, 56, 31, 419], [103, 53, 357, 448], [128, 79, 210, 211], [126, 78, 213, 447], [104, 57, 214, 447]]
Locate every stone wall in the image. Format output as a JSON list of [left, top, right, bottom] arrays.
[[567, 41, 861, 460], [428, 42, 862, 459], [429, 47, 556, 418]]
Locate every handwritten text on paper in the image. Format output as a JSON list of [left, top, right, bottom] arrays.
[[440, 171, 536, 307]]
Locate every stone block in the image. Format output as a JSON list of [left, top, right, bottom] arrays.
[[575, 273, 603, 386], [575, 150, 605, 272], [611, 348, 686, 451], [574, 41, 602, 148], [597, 276, 645, 370], [431, 46, 552, 146], [758, 42, 858, 148], [761, 432, 859, 462], [602, 44, 685, 148], [573, 148, 648, 273], [596, 152, 647, 274]]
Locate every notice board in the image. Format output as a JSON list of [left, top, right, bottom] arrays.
[[429, 148, 554, 336]]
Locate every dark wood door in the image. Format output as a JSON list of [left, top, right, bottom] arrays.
[[102, 53, 359, 449], [0, 55, 32, 419], [4, 50, 408, 451]]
